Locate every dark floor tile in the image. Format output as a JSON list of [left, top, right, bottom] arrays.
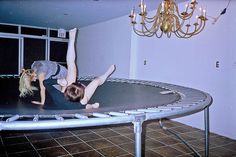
[[176, 134, 197, 142], [144, 149, 164, 157], [185, 131, 205, 139], [5, 142, 34, 154], [152, 146, 184, 157], [98, 145, 128, 157], [118, 154, 134, 157], [144, 122, 162, 130], [2, 136, 28, 145], [0, 131, 25, 138], [56, 136, 82, 145], [0, 146, 6, 155], [70, 129, 92, 135], [171, 143, 193, 154], [171, 126, 197, 134], [209, 147, 236, 157], [63, 143, 92, 154], [8, 150, 39, 157], [177, 154, 197, 157], [146, 131, 167, 139], [209, 135, 236, 146], [144, 139, 165, 149], [111, 127, 133, 135], [119, 142, 135, 154], [49, 130, 72, 138], [124, 133, 135, 140], [87, 139, 114, 149], [38, 146, 68, 157], [96, 130, 120, 138], [189, 139, 217, 151], [26, 133, 52, 142], [73, 150, 103, 157], [77, 132, 102, 142], [156, 136, 181, 145], [185, 141, 203, 152], [223, 142, 236, 152], [32, 139, 59, 149], [90, 126, 111, 133], [107, 135, 132, 145]]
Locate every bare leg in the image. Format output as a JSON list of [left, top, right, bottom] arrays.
[[80, 65, 116, 105], [61, 28, 77, 92], [97, 65, 116, 85]]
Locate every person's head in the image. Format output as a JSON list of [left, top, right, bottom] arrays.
[[19, 69, 37, 97], [64, 82, 85, 102]]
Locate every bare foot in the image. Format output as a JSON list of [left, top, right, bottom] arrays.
[[99, 65, 116, 84], [69, 28, 77, 40], [85, 103, 99, 109]]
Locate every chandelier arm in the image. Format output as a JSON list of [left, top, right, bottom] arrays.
[[173, 1, 195, 21], [144, 4, 162, 23], [175, 19, 206, 38], [132, 25, 150, 36], [133, 23, 155, 37], [155, 31, 163, 38], [142, 24, 156, 37], [192, 21, 206, 36]]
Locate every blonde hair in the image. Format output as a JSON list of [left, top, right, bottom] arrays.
[[19, 69, 38, 97]]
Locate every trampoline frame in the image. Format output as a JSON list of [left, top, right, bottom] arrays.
[[0, 78, 212, 157]]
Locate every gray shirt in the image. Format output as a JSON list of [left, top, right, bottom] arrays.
[[31, 61, 67, 79]]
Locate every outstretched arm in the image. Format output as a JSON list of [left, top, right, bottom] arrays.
[[80, 65, 115, 105], [32, 73, 46, 105]]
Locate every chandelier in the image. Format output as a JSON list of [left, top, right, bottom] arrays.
[[129, 0, 208, 38]]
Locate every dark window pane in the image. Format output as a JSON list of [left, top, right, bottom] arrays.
[[24, 38, 46, 68], [50, 30, 69, 39], [21, 27, 46, 36], [0, 38, 19, 74], [50, 41, 68, 65], [0, 24, 18, 34]]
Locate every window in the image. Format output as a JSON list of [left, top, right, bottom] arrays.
[[23, 38, 46, 68], [0, 24, 18, 34], [50, 41, 68, 67], [21, 27, 46, 36], [0, 38, 19, 74]]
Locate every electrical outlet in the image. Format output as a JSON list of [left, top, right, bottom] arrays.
[[216, 61, 219, 68], [144, 60, 147, 65]]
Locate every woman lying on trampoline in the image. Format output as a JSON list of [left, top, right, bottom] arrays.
[[19, 28, 115, 109]]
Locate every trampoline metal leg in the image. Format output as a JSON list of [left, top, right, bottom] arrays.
[[133, 121, 142, 157], [204, 107, 210, 157]]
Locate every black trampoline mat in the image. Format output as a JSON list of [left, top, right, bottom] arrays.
[[0, 78, 180, 115]]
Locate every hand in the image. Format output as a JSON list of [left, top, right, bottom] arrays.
[[31, 101, 44, 105]]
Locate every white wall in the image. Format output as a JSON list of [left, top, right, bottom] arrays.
[[133, 1, 236, 139], [76, 1, 236, 140], [76, 15, 132, 78]]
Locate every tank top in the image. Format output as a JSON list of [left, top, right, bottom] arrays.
[[31, 61, 67, 79]]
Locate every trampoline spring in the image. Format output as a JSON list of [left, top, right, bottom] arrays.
[[108, 112, 129, 116], [6, 115, 20, 122], [33, 115, 39, 122], [125, 110, 144, 114], [92, 113, 110, 118], [74, 114, 88, 119], [55, 115, 64, 121], [137, 109, 161, 113]]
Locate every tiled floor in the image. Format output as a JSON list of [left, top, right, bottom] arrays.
[[0, 119, 235, 157]]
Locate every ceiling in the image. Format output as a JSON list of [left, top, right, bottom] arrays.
[[0, 0, 187, 29], [0, 0, 190, 29]]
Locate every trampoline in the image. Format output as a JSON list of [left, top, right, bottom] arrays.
[[0, 76, 212, 157]]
